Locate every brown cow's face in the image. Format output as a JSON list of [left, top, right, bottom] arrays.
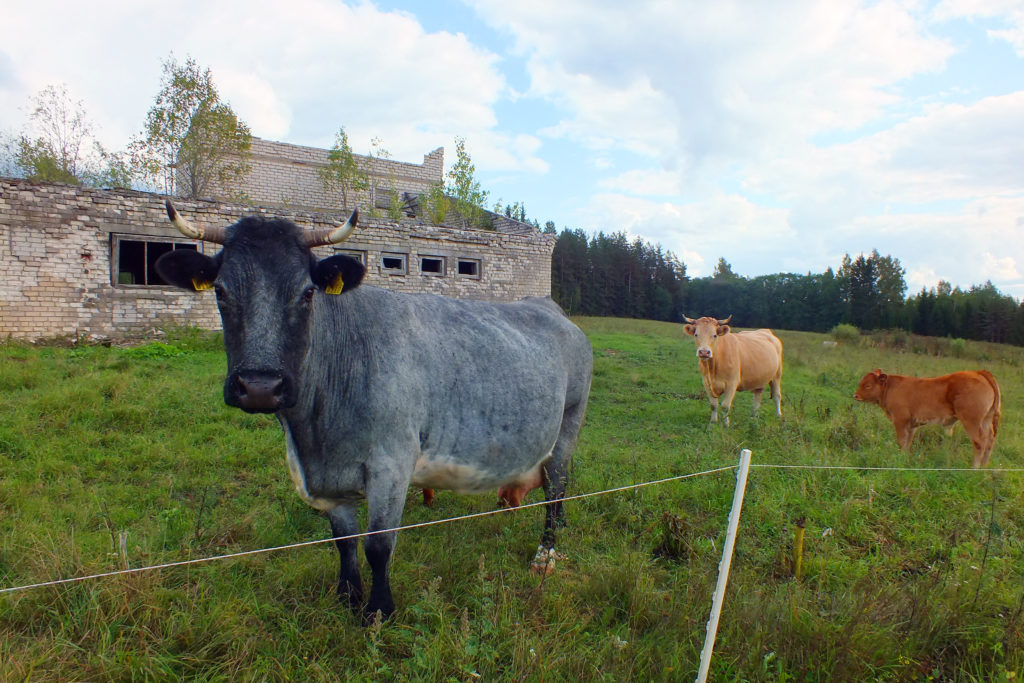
[[853, 369, 886, 403], [683, 317, 730, 360]]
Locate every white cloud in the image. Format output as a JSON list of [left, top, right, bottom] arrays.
[[934, 0, 1024, 55], [215, 70, 292, 140], [597, 168, 682, 196], [468, 0, 953, 176], [574, 192, 796, 276], [0, 0, 539, 171], [982, 252, 1021, 280]]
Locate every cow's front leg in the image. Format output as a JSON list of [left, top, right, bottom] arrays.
[[708, 395, 719, 423], [363, 469, 410, 622], [720, 384, 739, 427], [327, 504, 363, 612], [893, 419, 915, 452]]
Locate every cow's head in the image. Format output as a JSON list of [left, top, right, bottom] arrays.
[[155, 201, 365, 413], [682, 315, 732, 360], [853, 369, 887, 404]]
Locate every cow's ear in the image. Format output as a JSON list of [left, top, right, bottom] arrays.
[[312, 254, 365, 295], [155, 250, 220, 291], [718, 325, 731, 336], [877, 372, 888, 383], [683, 324, 696, 336]]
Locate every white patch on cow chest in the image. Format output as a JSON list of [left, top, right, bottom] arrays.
[[280, 420, 344, 512]]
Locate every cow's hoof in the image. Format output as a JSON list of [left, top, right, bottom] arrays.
[[529, 545, 565, 576], [362, 603, 395, 625], [337, 582, 363, 612]]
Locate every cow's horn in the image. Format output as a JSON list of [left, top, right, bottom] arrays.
[[305, 209, 358, 247], [165, 200, 227, 244], [683, 315, 697, 324], [719, 314, 733, 325]]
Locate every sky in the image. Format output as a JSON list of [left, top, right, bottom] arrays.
[[2, 0, 1023, 297]]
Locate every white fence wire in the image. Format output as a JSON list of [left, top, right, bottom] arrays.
[[3, 461, 1022, 597], [3, 455, 1022, 678]]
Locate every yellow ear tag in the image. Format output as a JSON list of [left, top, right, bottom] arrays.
[[324, 274, 344, 295], [192, 278, 214, 291]]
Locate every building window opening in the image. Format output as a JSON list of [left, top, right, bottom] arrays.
[[335, 249, 367, 266], [115, 238, 197, 286], [457, 258, 481, 278], [382, 253, 408, 275], [420, 256, 445, 276]]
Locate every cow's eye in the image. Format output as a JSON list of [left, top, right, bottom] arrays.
[[302, 286, 316, 303]]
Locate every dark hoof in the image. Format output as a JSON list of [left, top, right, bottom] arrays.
[[363, 604, 394, 625], [337, 582, 363, 613]]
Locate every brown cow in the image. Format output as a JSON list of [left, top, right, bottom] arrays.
[[682, 315, 783, 426], [853, 369, 1001, 467]]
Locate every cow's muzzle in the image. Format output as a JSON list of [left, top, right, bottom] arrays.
[[697, 348, 712, 360], [226, 370, 292, 413]]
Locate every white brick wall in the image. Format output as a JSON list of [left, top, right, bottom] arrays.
[[0, 180, 554, 341], [205, 138, 445, 213]]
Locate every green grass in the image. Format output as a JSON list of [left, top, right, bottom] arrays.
[[2, 319, 1023, 680]]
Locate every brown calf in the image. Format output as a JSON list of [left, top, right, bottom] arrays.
[[853, 369, 1001, 467]]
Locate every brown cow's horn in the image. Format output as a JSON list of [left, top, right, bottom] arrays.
[[719, 314, 733, 325], [304, 209, 358, 247], [683, 315, 697, 324], [165, 200, 227, 244]]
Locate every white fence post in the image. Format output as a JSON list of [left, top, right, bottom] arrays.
[[696, 448, 752, 683]]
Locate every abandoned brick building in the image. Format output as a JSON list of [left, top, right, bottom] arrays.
[[0, 139, 554, 341]]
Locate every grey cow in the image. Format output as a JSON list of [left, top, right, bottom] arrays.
[[155, 202, 593, 620]]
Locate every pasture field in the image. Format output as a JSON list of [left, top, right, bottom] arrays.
[[1, 319, 1023, 681]]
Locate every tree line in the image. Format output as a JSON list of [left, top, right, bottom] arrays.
[[549, 232, 1024, 346]]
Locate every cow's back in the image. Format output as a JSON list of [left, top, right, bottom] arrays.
[[884, 371, 997, 424], [722, 329, 783, 391], [302, 286, 592, 490]]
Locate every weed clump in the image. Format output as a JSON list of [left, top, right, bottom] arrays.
[[652, 512, 691, 562], [831, 323, 861, 345], [950, 337, 967, 358]]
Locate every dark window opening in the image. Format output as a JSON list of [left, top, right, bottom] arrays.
[[115, 238, 197, 286], [457, 258, 480, 278], [382, 253, 407, 275], [335, 249, 366, 266], [420, 256, 444, 275]]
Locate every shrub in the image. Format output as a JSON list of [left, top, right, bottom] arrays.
[[830, 323, 860, 345], [950, 338, 967, 359], [889, 328, 909, 349]]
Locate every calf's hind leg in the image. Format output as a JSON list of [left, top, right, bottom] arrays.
[[959, 418, 992, 468]]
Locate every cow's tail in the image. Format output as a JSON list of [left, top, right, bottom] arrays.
[[978, 370, 1001, 438]]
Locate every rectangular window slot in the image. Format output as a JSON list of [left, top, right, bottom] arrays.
[[420, 256, 445, 276], [114, 237, 198, 286], [335, 249, 366, 266], [381, 253, 407, 275], [457, 258, 481, 278]]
